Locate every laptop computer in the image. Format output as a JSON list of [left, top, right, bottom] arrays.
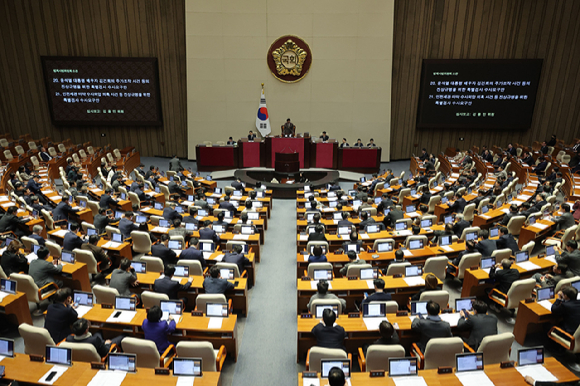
[[120, 193, 126, 200], [159, 219, 170, 228], [46, 346, 72, 366], [353, 200, 362, 207], [154, 202, 164, 210], [220, 268, 235, 280], [112, 233, 123, 243], [0, 278, 17, 295], [134, 215, 147, 225], [528, 215, 536, 225], [198, 209, 209, 217], [214, 188, 222, 194], [360, 268, 379, 280], [61, 250, 75, 264], [406, 205, 416, 214], [333, 212, 343, 220], [410, 301, 428, 316], [517, 347, 545, 366], [168, 240, 182, 250], [200, 242, 215, 253], [489, 227, 499, 238], [377, 242, 393, 252], [108, 353, 137, 372], [388, 357, 418, 377], [321, 359, 351, 378], [0, 338, 14, 358], [248, 212, 260, 220], [185, 223, 197, 231], [395, 222, 408, 231], [408, 239, 424, 250], [329, 201, 338, 208], [160, 300, 183, 322], [362, 303, 386, 317], [130, 261, 147, 273], [439, 235, 452, 247], [313, 269, 333, 281], [365, 224, 381, 234], [456, 353, 484, 372], [546, 245, 555, 258], [173, 357, 202, 377], [455, 297, 475, 312], [115, 211, 124, 219], [338, 226, 352, 235], [252, 201, 263, 208], [111, 296, 136, 319], [481, 206, 489, 214], [405, 265, 422, 277], [346, 244, 361, 253], [444, 214, 454, 224], [465, 231, 478, 242], [73, 291, 94, 307], [206, 303, 228, 317], [420, 218, 432, 230], [480, 257, 495, 271], [537, 286, 555, 302], [315, 304, 339, 319], [174, 265, 189, 278], [515, 251, 529, 263], [241, 225, 254, 235]]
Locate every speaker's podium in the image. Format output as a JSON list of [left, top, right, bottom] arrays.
[[274, 152, 300, 173]]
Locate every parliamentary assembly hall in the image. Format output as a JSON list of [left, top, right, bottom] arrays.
[[2, 1, 580, 385]]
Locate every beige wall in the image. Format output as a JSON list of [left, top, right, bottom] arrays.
[[186, 0, 394, 161]]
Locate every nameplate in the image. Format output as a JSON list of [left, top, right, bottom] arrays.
[[347, 276, 357, 280], [300, 313, 313, 319], [101, 303, 113, 309], [302, 371, 318, 378], [469, 266, 479, 271], [368, 249, 376, 253], [442, 308, 454, 314], [155, 367, 170, 375], [29, 354, 44, 362], [525, 298, 535, 303], [301, 276, 311, 281], [438, 366, 453, 374], [396, 311, 408, 316], [191, 311, 204, 317], [348, 313, 360, 318], [500, 361, 515, 368], [335, 250, 343, 255], [393, 273, 403, 278], [370, 370, 385, 377], [91, 362, 106, 370]]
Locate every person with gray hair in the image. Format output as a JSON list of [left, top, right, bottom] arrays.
[[30, 224, 46, 246]]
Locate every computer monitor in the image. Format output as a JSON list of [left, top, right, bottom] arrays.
[[45, 346, 72, 366], [154, 202, 164, 210], [220, 268, 235, 280], [388, 357, 418, 377], [130, 261, 147, 274], [333, 212, 343, 220], [185, 223, 197, 231], [248, 212, 260, 220], [456, 353, 484, 372], [233, 190, 242, 197], [572, 279, 580, 292], [160, 300, 183, 319], [405, 265, 422, 277], [173, 357, 202, 377], [0, 279, 17, 294], [206, 175, 212, 181], [406, 205, 416, 213], [374, 197, 382, 204], [377, 242, 393, 252], [108, 353, 137, 372], [480, 257, 495, 270], [159, 219, 170, 228], [442, 196, 450, 205], [0, 338, 14, 358], [115, 296, 136, 311], [115, 211, 124, 219], [455, 297, 475, 312], [198, 209, 208, 217], [175, 206, 184, 214], [241, 225, 254, 235], [353, 200, 362, 207], [489, 227, 499, 238], [306, 213, 315, 222], [112, 233, 123, 243], [365, 224, 380, 234], [321, 359, 351, 378], [360, 177, 366, 183], [410, 301, 428, 316], [546, 245, 555, 257], [206, 303, 228, 317], [313, 269, 333, 281], [256, 191, 265, 198], [421, 219, 432, 228], [174, 265, 189, 278], [515, 251, 529, 263], [200, 242, 215, 252], [61, 250, 75, 264], [155, 186, 160, 193], [338, 226, 351, 235], [214, 188, 222, 194], [348, 190, 356, 196], [528, 215, 536, 225], [410, 189, 417, 196], [537, 287, 555, 302], [33, 244, 41, 254], [168, 240, 183, 251], [395, 222, 407, 231], [444, 214, 454, 224], [135, 215, 147, 224], [328, 201, 337, 208], [362, 303, 386, 317], [439, 235, 452, 247], [120, 193, 126, 200], [481, 206, 489, 214], [73, 291, 94, 306], [315, 304, 339, 319], [517, 347, 544, 366], [465, 231, 478, 242], [346, 243, 361, 253], [408, 239, 424, 250], [360, 268, 379, 280]]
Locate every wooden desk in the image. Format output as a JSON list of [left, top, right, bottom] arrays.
[[297, 357, 578, 385], [83, 305, 239, 361], [513, 299, 557, 345], [518, 219, 556, 249], [47, 229, 133, 260], [0, 291, 32, 325]]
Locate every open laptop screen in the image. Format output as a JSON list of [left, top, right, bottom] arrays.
[[73, 291, 94, 306], [45, 346, 72, 366], [388, 357, 418, 377], [536, 287, 554, 302], [408, 239, 423, 250], [173, 357, 202, 377], [0, 279, 17, 294], [480, 257, 495, 269], [420, 219, 432, 228], [220, 268, 235, 280], [377, 242, 393, 252], [115, 296, 136, 311], [61, 250, 75, 264], [395, 222, 407, 231], [489, 227, 499, 238], [313, 269, 332, 281], [440, 235, 452, 246], [168, 240, 182, 250], [515, 251, 529, 263], [360, 268, 379, 280], [321, 359, 350, 378], [362, 303, 386, 317], [315, 305, 339, 319], [405, 265, 422, 277], [108, 353, 137, 372], [112, 233, 123, 243], [456, 353, 484, 372], [455, 297, 474, 312], [174, 265, 189, 277], [366, 224, 380, 234], [465, 232, 478, 242], [0, 338, 14, 358], [206, 303, 228, 317], [518, 347, 544, 366], [130, 261, 147, 274], [410, 301, 428, 316]]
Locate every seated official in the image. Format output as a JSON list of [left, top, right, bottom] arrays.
[[431, 223, 454, 245], [474, 229, 497, 257], [551, 286, 580, 334], [29, 246, 63, 288], [497, 226, 519, 254], [119, 211, 140, 239], [556, 240, 580, 277], [533, 263, 572, 288], [382, 205, 404, 229], [154, 265, 193, 304], [361, 278, 392, 305], [363, 321, 400, 354], [339, 138, 349, 148], [203, 266, 235, 294], [337, 212, 354, 228], [381, 250, 407, 275], [168, 219, 190, 240], [449, 241, 476, 271], [226, 137, 236, 145], [311, 308, 347, 351], [224, 244, 250, 275], [94, 207, 120, 234], [44, 288, 78, 342], [307, 280, 346, 311], [489, 259, 520, 296], [180, 238, 206, 268], [199, 220, 220, 244], [0, 205, 28, 237], [183, 207, 199, 225], [110, 258, 138, 297], [308, 245, 327, 263], [63, 222, 86, 251], [1, 239, 28, 276], [410, 274, 439, 301], [341, 232, 362, 253], [67, 318, 125, 355], [81, 234, 112, 273], [142, 305, 176, 354], [319, 131, 329, 142], [163, 202, 182, 222], [247, 130, 257, 141], [282, 118, 295, 137], [30, 224, 46, 246], [456, 300, 498, 350], [99, 188, 118, 210], [452, 213, 470, 238], [308, 224, 328, 242], [359, 211, 377, 229], [151, 234, 178, 267], [339, 251, 366, 276], [411, 300, 452, 351]]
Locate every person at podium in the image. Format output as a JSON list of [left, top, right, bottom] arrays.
[[339, 138, 349, 148], [282, 118, 296, 137], [354, 139, 364, 148], [319, 131, 329, 142], [247, 130, 257, 141], [227, 137, 236, 145], [367, 138, 377, 147]]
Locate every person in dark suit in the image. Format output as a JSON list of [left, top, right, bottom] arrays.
[[521, 151, 535, 165], [39, 146, 52, 161], [361, 278, 392, 305], [308, 225, 328, 242], [0, 206, 27, 237], [341, 232, 363, 254], [311, 308, 347, 351], [231, 178, 244, 190], [144, 166, 156, 180], [456, 300, 498, 350], [94, 208, 120, 234], [67, 318, 125, 356], [183, 207, 199, 225], [474, 229, 497, 257], [448, 192, 467, 214], [218, 196, 236, 213], [226, 137, 236, 145], [199, 220, 220, 244], [247, 130, 257, 141], [118, 212, 140, 239], [223, 244, 250, 275], [1, 239, 28, 276], [500, 204, 519, 226], [179, 238, 206, 268], [419, 186, 432, 206], [81, 235, 111, 272], [411, 300, 452, 351], [162, 203, 182, 222], [154, 265, 193, 302], [364, 321, 400, 354], [319, 131, 330, 141], [339, 138, 349, 148], [151, 234, 178, 267], [308, 245, 327, 263], [489, 259, 520, 294], [540, 141, 549, 155], [109, 258, 138, 296], [551, 286, 580, 334], [366, 138, 377, 147], [382, 205, 404, 229], [44, 288, 78, 343], [419, 148, 429, 161], [337, 212, 354, 228], [99, 188, 118, 210], [63, 223, 85, 251], [29, 224, 46, 246], [506, 143, 517, 156], [556, 240, 580, 277], [553, 203, 576, 230], [29, 247, 63, 288], [452, 214, 470, 238], [169, 156, 184, 172], [450, 241, 476, 269], [203, 265, 235, 294], [497, 226, 520, 254], [26, 174, 42, 195], [533, 157, 548, 174], [359, 211, 377, 229]]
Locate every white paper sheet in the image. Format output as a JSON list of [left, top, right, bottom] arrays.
[[406, 212, 420, 218], [545, 256, 557, 264], [75, 305, 92, 318], [441, 245, 454, 252], [176, 376, 195, 386], [26, 252, 38, 263], [455, 371, 494, 386], [360, 234, 370, 239], [367, 280, 375, 289], [106, 310, 137, 323], [52, 229, 69, 237], [87, 370, 127, 386], [299, 235, 308, 241], [397, 230, 413, 236], [39, 365, 68, 385], [393, 376, 428, 386], [0, 292, 10, 303], [515, 365, 558, 382], [310, 281, 331, 290], [532, 223, 550, 230], [303, 377, 320, 386], [482, 268, 491, 274], [363, 317, 388, 330], [151, 226, 169, 233], [439, 313, 462, 327], [213, 253, 225, 262], [404, 277, 425, 286], [234, 235, 249, 240], [208, 317, 223, 329], [403, 250, 413, 257], [538, 300, 554, 311], [516, 261, 541, 271], [102, 241, 122, 249]]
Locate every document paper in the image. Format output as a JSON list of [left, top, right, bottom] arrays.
[[363, 317, 388, 331], [87, 370, 127, 386], [455, 371, 494, 386], [176, 377, 195, 386], [393, 376, 428, 386], [403, 277, 425, 287], [515, 365, 558, 382]]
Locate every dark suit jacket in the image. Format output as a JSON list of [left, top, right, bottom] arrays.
[[153, 276, 192, 299], [552, 299, 580, 334], [489, 267, 520, 294], [99, 194, 117, 209], [522, 155, 534, 165], [39, 151, 52, 161], [203, 277, 235, 294], [223, 252, 250, 275], [1, 251, 28, 276], [162, 208, 182, 222], [361, 291, 392, 305], [151, 244, 178, 266], [449, 198, 467, 214], [29, 233, 46, 246], [337, 220, 354, 228], [500, 212, 517, 226], [497, 234, 519, 254], [81, 243, 109, 265], [63, 232, 84, 251], [383, 209, 404, 228], [29, 259, 62, 287], [420, 192, 432, 205], [219, 202, 236, 213], [311, 323, 347, 350], [119, 218, 139, 238], [54, 201, 78, 221], [457, 313, 498, 350], [180, 247, 206, 268], [534, 161, 548, 173], [44, 303, 78, 342], [554, 212, 576, 230], [199, 228, 220, 243], [452, 220, 470, 238], [411, 315, 452, 351], [66, 333, 110, 358], [94, 214, 117, 233], [231, 181, 243, 190], [557, 249, 580, 277], [474, 239, 497, 257]]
